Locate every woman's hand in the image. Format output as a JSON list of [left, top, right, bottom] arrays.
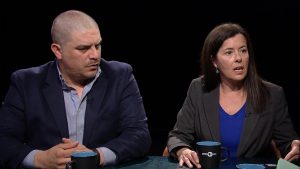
[[177, 147, 201, 168], [284, 140, 300, 162]]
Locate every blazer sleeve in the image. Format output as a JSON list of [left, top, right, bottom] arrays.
[[271, 86, 299, 156], [102, 64, 151, 163], [167, 79, 199, 157], [0, 72, 34, 169]]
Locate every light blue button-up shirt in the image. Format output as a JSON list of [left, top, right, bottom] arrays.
[[23, 64, 116, 168]]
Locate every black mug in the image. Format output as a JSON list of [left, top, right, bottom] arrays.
[[196, 141, 230, 169], [66, 151, 99, 169]]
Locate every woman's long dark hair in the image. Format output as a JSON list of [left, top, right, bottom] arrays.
[[200, 23, 269, 112]]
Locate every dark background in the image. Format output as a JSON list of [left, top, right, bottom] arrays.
[[1, 1, 300, 155]]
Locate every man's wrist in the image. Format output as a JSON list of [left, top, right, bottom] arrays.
[[34, 150, 45, 168]]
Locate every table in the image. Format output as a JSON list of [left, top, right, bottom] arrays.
[[105, 156, 278, 169]]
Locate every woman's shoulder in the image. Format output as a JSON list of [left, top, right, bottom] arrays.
[[262, 80, 279, 87], [191, 76, 203, 83], [262, 80, 283, 91], [188, 76, 210, 93], [189, 77, 205, 89], [192, 75, 210, 84]]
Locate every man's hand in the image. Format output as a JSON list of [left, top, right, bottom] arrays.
[[34, 138, 94, 169], [62, 138, 91, 152]]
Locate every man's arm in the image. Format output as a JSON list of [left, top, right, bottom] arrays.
[[0, 72, 33, 168], [101, 64, 151, 164]]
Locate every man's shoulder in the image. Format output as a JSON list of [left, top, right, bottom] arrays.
[[100, 59, 132, 74], [12, 61, 55, 79]]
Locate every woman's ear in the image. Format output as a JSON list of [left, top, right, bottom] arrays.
[[211, 55, 218, 69]]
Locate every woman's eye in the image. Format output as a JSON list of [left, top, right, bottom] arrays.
[[225, 51, 233, 55], [240, 49, 248, 54]]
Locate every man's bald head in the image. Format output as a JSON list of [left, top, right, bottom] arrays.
[[51, 10, 100, 45]]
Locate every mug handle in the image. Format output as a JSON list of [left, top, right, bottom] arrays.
[[65, 160, 74, 169], [220, 146, 230, 162]]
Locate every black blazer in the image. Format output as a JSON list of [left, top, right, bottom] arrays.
[[168, 77, 298, 158], [0, 59, 151, 168]]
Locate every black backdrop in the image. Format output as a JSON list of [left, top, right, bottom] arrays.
[[1, 1, 300, 155]]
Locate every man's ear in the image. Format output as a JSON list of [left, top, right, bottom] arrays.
[[51, 43, 62, 59]]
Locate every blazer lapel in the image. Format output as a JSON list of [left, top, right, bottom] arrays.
[[202, 84, 261, 155], [82, 74, 108, 145], [43, 62, 69, 138], [202, 86, 221, 141], [237, 99, 260, 156]]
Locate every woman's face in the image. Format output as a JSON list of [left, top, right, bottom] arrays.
[[213, 33, 249, 85]]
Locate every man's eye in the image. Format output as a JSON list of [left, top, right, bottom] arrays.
[[78, 48, 88, 51], [95, 44, 101, 49]]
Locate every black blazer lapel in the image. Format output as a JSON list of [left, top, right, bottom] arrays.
[[82, 74, 108, 145], [202, 86, 221, 141], [237, 99, 260, 156], [43, 62, 69, 138]]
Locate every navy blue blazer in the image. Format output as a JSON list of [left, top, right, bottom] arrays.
[[0, 59, 151, 168]]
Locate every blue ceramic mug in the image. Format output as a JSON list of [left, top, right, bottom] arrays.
[[65, 151, 98, 169]]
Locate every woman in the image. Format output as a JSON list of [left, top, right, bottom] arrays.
[[167, 23, 300, 168]]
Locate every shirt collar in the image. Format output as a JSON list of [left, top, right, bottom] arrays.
[[56, 62, 101, 90]]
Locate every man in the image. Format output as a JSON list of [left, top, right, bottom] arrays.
[[0, 10, 151, 169]]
